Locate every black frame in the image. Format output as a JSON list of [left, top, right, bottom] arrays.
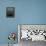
[[6, 7, 15, 18]]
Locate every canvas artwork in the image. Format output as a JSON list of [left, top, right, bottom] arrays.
[[6, 7, 15, 18], [18, 25, 46, 42]]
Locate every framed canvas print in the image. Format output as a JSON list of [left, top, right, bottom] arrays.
[[18, 24, 46, 41], [6, 7, 15, 18]]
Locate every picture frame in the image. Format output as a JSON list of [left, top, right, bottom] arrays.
[[6, 7, 15, 18]]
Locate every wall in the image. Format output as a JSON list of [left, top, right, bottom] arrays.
[[0, 0, 46, 44], [16, 0, 46, 24], [0, 0, 17, 44]]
